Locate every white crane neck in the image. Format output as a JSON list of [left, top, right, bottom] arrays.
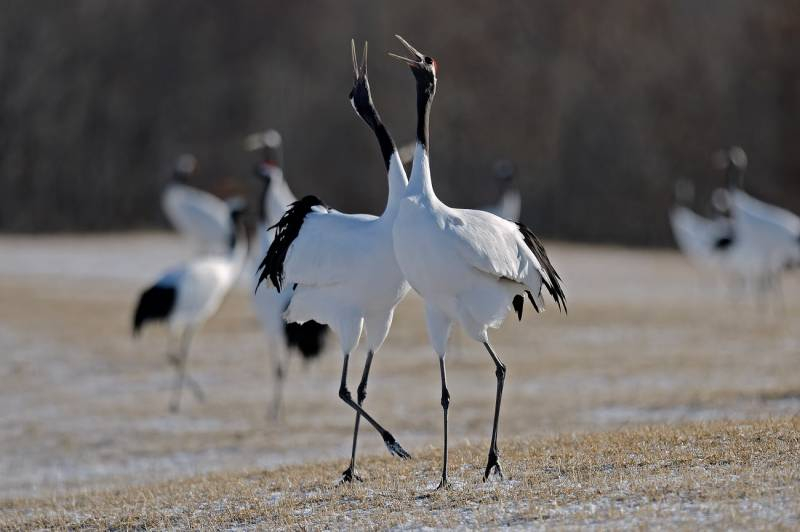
[[406, 142, 437, 202]]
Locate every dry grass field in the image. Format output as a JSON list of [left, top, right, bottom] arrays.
[[0, 234, 799, 528]]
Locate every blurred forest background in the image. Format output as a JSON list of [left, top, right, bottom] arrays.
[[1, 0, 798, 245]]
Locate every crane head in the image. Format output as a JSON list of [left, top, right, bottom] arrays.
[[713, 146, 747, 189], [493, 159, 516, 185], [173, 153, 197, 182], [349, 39, 380, 130], [389, 35, 437, 90]]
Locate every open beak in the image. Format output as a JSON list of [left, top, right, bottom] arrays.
[[351, 39, 368, 79], [388, 34, 423, 66]]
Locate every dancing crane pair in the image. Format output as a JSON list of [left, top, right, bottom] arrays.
[[254, 37, 566, 489]]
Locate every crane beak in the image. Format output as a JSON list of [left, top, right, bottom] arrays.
[[351, 39, 368, 79], [388, 34, 423, 65]]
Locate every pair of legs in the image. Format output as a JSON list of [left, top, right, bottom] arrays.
[[341, 349, 374, 482], [338, 349, 410, 483], [435, 342, 506, 489], [166, 327, 205, 412]]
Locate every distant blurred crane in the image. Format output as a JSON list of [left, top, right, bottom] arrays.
[[668, 178, 736, 275], [720, 147, 800, 304], [480, 160, 522, 222], [257, 42, 412, 482], [161, 154, 234, 255], [133, 202, 248, 412], [245, 129, 329, 419], [389, 35, 565, 489]]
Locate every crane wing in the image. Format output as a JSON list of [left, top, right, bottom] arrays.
[[282, 210, 377, 287], [669, 206, 732, 259], [257, 195, 376, 291], [730, 190, 800, 236], [162, 184, 232, 250], [446, 208, 566, 312]]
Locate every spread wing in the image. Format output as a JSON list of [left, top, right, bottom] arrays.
[[731, 190, 800, 236], [669, 206, 732, 259]]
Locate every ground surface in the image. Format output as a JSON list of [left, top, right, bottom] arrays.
[[0, 234, 798, 529]]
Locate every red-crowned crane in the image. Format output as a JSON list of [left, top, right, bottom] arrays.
[[134, 202, 248, 412], [257, 42, 411, 482], [388, 36, 566, 489], [247, 131, 329, 418]]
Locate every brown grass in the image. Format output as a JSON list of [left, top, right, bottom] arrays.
[[1, 235, 800, 528], [2, 418, 799, 529]]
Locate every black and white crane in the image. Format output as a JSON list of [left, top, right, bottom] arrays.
[[161, 154, 234, 255], [388, 36, 566, 489], [724, 148, 800, 266], [258, 41, 411, 482], [247, 133, 329, 418], [719, 147, 800, 304], [134, 202, 248, 412], [668, 178, 736, 275]]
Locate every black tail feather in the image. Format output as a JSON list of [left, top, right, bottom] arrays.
[[517, 223, 567, 314], [512, 294, 524, 320], [256, 195, 326, 292], [133, 285, 176, 336], [525, 290, 540, 313], [284, 320, 328, 360]]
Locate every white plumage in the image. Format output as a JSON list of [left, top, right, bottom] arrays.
[[395, 193, 558, 347], [727, 188, 800, 284], [160, 257, 242, 328], [250, 162, 297, 342], [161, 154, 233, 255], [134, 205, 247, 412], [668, 180, 734, 274], [669, 205, 733, 271], [249, 158, 330, 417], [257, 42, 411, 481], [250, 163, 296, 366], [388, 35, 565, 489], [712, 147, 800, 301]]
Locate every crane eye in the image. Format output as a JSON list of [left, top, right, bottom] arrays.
[[424, 56, 433, 64]]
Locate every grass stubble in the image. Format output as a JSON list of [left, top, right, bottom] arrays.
[[1, 237, 800, 528], [2, 417, 799, 529]]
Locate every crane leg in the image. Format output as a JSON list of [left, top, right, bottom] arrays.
[[436, 355, 450, 490], [168, 328, 202, 412], [340, 350, 374, 483], [269, 342, 288, 421], [483, 342, 506, 481], [338, 352, 410, 460]]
